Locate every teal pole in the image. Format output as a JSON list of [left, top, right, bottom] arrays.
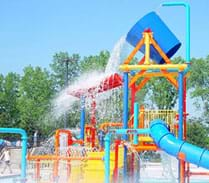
[[133, 102, 139, 145], [21, 132, 27, 179], [178, 72, 184, 141], [178, 71, 184, 183], [162, 2, 190, 63], [0, 128, 27, 180], [104, 134, 111, 183], [109, 128, 150, 135]]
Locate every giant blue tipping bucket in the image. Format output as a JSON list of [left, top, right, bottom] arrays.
[[126, 12, 181, 64]]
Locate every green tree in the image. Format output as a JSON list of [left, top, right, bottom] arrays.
[[145, 57, 184, 109], [188, 56, 209, 122], [0, 74, 6, 125], [17, 66, 54, 137], [50, 52, 80, 90], [2, 73, 20, 127], [80, 50, 109, 73], [187, 118, 209, 148]]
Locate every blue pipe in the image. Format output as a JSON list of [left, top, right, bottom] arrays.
[[150, 119, 209, 169], [162, 2, 191, 76], [123, 72, 129, 140], [0, 128, 27, 180], [178, 71, 184, 183], [133, 103, 139, 145], [80, 96, 85, 141], [104, 134, 111, 183], [130, 69, 185, 76], [108, 128, 150, 135], [162, 2, 190, 63], [178, 72, 184, 140]]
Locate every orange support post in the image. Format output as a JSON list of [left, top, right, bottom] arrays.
[[124, 38, 144, 64], [35, 159, 41, 180], [161, 69, 178, 88], [136, 77, 150, 92], [139, 105, 145, 129], [67, 159, 71, 180], [150, 37, 172, 64], [178, 152, 186, 183], [129, 70, 147, 87], [53, 157, 59, 182]]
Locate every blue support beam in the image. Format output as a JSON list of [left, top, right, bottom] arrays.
[[80, 96, 85, 141]]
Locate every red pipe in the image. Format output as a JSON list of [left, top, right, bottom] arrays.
[[91, 97, 96, 148], [113, 140, 120, 182], [130, 84, 136, 128], [183, 77, 188, 182]]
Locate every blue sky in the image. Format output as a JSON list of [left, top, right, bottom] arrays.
[[0, 0, 209, 75]]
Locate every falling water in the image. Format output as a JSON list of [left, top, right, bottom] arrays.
[[51, 36, 128, 119], [105, 36, 128, 74]]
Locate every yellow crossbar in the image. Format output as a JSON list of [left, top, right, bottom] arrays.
[[120, 64, 187, 71], [138, 136, 153, 142]]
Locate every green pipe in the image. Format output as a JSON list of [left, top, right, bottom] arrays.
[[162, 2, 190, 74]]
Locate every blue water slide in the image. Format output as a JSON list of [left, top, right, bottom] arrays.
[[150, 119, 209, 169]]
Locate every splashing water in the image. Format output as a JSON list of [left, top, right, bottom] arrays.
[[51, 36, 128, 119], [52, 87, 79, 119], [105, 36, 128, 74]]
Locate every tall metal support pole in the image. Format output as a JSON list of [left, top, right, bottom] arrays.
[[64, 58, 70, 128], [80, 96, 85, 141], [162, 3, 190, 182], [178, 71, 185, 183], [123, 72, 129, 181], [65, 60, 69, 86]]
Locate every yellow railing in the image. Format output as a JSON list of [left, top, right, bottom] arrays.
[[139, 109, 178, 135]]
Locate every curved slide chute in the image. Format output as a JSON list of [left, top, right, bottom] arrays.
[[150, 119, 209, 169]]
